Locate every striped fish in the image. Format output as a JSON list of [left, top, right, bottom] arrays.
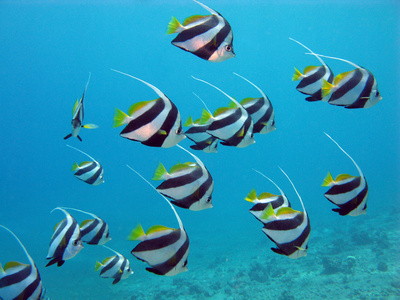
[[318, 54, 382, 108], [290, 38, 334, 102], [46, 207, 83, 267], [153, 144, 214, 211], [112, 69, 185, 148], [63, 72, 98, 141], [0, 225, 44, 300], [192, 76, 255, 148], [126, 165, 190, 276], [322, 133, 368, 216], [61, 207, 111, 245], [260, 168, 310, 259], [233, 72, 276, 134], [67, 145, 104, 186], [167, 0, 235, 62], [184, 116, 219, 153], [95, 246, 133, 285], [245, 169, 290, 223]]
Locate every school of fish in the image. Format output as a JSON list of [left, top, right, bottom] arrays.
[[0, 1, 381, 299]]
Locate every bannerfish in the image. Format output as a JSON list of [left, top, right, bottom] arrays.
[[67, 144, 104, 186], [46, 207, 83, 267], [290, 38, 334, 102], [95, 245, 133, 285], [112, 69, 185, 148], [0, 225, 45, 300], [167, 0, 235, 62], [153, 144, 214, 211], [192, 76, 255, 148], [316, 54, 382, 108], [233, 72, 276, 134], [322, 133, 368, 216], [245, 169, 291, 224], [126, 166, 189, 276], [61, 207, 111, 245], [260, 168, 311, 259], [64, 72, 98, 141], [184, 93, 219, 153]]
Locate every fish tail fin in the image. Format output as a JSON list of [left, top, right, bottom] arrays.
[[166, 16, 182, 34], [71, 162, 79, 171], [127, 224, 146, 241], [321, 79, 334, 97], [94, 261, 102, 272], [200, 108, 213, 125], [183, 116, 194, 127], [292, 67, 303, 81], [83, 124, 98, 129], [245, 188, 257, 203], [152, 162, 169, 180], [64, 133, 72, 140], [321, 172, 334, 186], [113, 108, 129, 128]]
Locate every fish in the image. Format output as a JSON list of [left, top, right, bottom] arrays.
[[184, 93, 219, 153], [63, 73, 98, 141], [95, 245, 133, 285], [290, 38, 334, 102], [233, 72, 276, 134], [112, 69, 185, 148], [67, 144, 104, 186], [126, 165, 189, 276], [46, 207, 83, 267], [192, 76, 255, 148], [260, 168, 311, 259], [245, 169, 291, 223], [61, 207, 111, 245], [316, 54, 382, 108], [0, 225, 45, 300], [322, 133, 368, 216], [167, 0, 235, 62], [152, 144, 214, 211]]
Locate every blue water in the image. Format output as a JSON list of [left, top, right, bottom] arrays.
[[0, 1, 399, 299]]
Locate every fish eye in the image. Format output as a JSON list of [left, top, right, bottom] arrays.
[[73, 240, 79, 246], [225, 45, 232, 52], [271, 120, 275, 126], [183, 260, 188, 267], [206, 197, 212, 203], [176, 126, 183, 135]]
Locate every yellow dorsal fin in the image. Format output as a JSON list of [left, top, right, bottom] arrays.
[[240, 97, 257, 105], [276, 207, 300, 216], [146, 225, 172, 235], [183, 15, 207, 26], [128, 100, 155, 116], [259, 192, 277, 199], [334, 70, 354, 85], [80, 219, 93, 227], [4, 261, 28, 271], [72, 99, 80, 115], [227, 100, 238, 108], [200, 108, 213, 125], [214, 107, 232, 117], [335, 173, 356, 182], [169, 162, 195, 174], [303, 65, 318, 74]]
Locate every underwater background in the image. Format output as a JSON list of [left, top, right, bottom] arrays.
[[0, 0, 399, 299]]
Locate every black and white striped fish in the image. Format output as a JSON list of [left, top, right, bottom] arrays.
[[260, 168, 310, 259], [67, 145, 104, 186], [322, 133, 368, 216], [112, 69, 185, 148], [0, 225, 44, 300], [61, 207, 111, 245], [233, 73, 276, 134], [95, 245, 133, 285], [153, 144, 213, 211], [64, 73, 98, 141], [192, 76, 255, 148], [167, 0, 235, 62], [318, 54, 382, 108], [126, 165, 190, 276], [46, 207, 83, 267], [290, 38, 334, 102], [184, 116, 219, 153], [245, 169, 290, 224]]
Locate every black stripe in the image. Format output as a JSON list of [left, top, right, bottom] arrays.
[[325, 176, 361, 196], [172, 16, 219, 44], [74, 162, 97, 176], [296, 66, 327, 89], [157, 166, 203, 190], [185, 124, 209, 135], [80, 219, 99, 236], [52, 218, 79, 260], [208, 108, 242, 132], [100, 256, 120, 276], [263, 212, 305, 231], [84, 166, 103, 185], [330, 68, 363, 102], [221, 115, 252, 146], [0, 264, 31, 288], [87, 222, 107, 245], [17, 269, 42, 300], [243, 98, 264, 115], [346, 70, 375, 108], [329, 179, 368, 215], [132, 229, 181, 253], [250, 195, 287, 212], [254, 102, 273, 134]]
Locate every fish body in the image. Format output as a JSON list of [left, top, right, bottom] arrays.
[[129, 224, 189, 276], [112, 70, 185, 148], [184, 116, 219, 153], [290, 38, 334, 102], [46, 207, 83, 267], [64, 73, 98, 141], [233, 73, 276, 134], [193, 76, 255, 148], [153, 145, 214, 211], [167, 0, 235, 62], [67, 145, 104, 186], [95, 246, 133, 284], [0, 225, 44, 300], [322, 133, 368, 216]]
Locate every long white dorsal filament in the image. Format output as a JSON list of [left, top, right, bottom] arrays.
[[252, 168, 286, 197], [279, 167, 306, 214], [66, 144, 97, 162]]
